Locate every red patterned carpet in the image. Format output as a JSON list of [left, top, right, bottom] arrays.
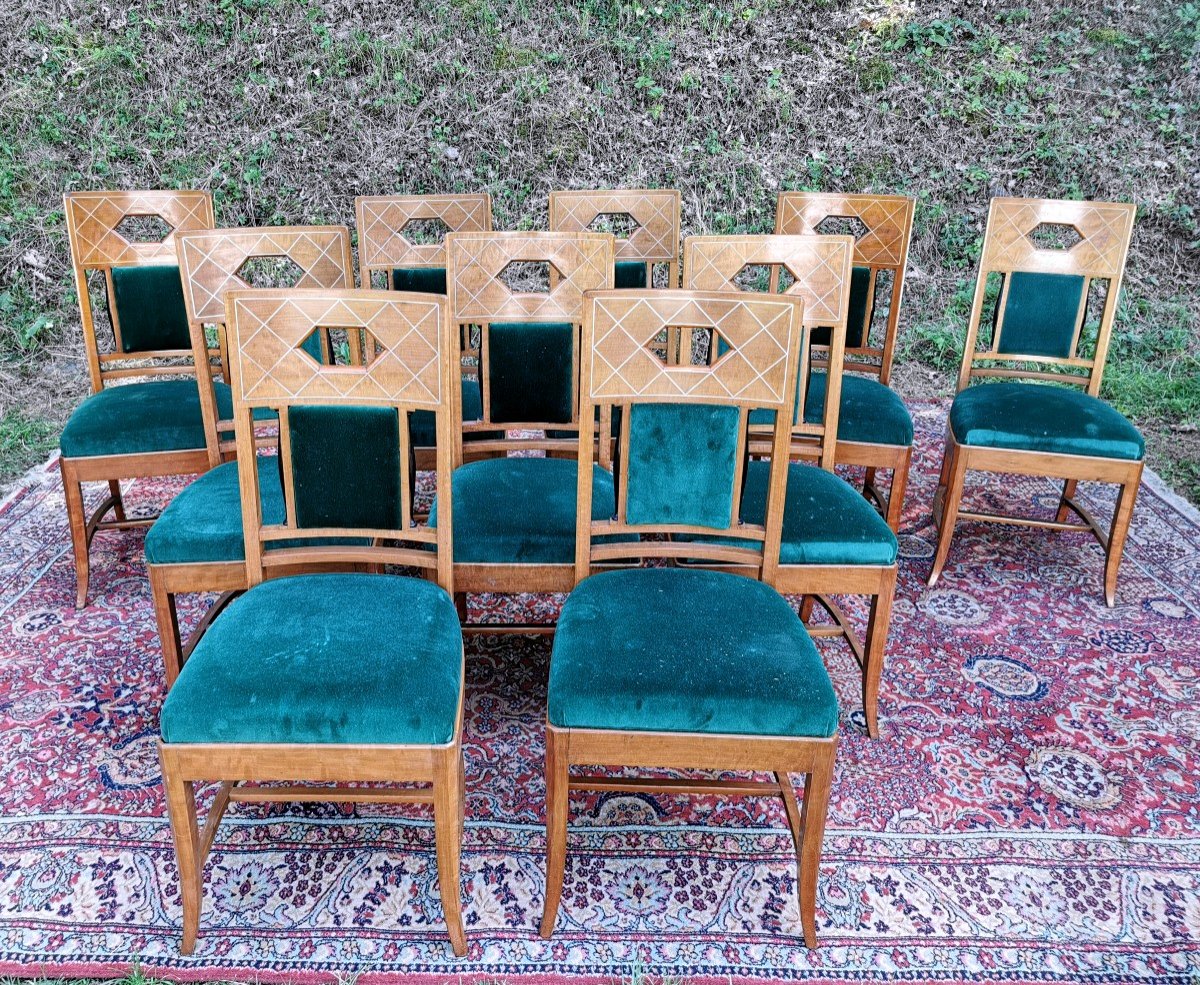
[[0, 399, 1197, 984]]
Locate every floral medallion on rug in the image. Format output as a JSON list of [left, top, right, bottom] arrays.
[[0, 399, 1196, 984]]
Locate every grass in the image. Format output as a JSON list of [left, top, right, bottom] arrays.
[[0, 0, 1197, 498]]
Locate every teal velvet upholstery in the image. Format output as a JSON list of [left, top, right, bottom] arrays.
[[288, 406, 403, 529], [145, 457, 282, 565], [625, 403, 741, 527], [742, 461, 898, 565], [805, 373, 913, 447], [110, 264, 192, 353], [950, 381, 1144, 461], [160, 573, 462, 745], [410, 378, 484, 448], [548, 567, 838, 737], [299, 329, 326, 363], [809, 264, 874, 350], [749, 373, 913, 448], [487, 322, 574, 424], [392, 266, 447, 294], [429, 457, 617, 564], [614, 261, 647, 289], [61, 379, 210, 458], [684, 461, 897, 565], [995, 271, 1086, 359]]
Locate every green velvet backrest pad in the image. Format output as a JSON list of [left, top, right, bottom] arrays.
[[808, 264, 873, 350], [109, 264, 192, 353], [287, 405, 404, 530], [487, 321, 575, 424], [615, 261, 648, 289], [625, 403, 743, 528], [392, 267, 448, 294], [995, 271, 1087, 359]]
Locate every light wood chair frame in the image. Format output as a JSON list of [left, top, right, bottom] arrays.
[[928, 197, 1140, 606], [60, 189, 216, 607], [148, 227, 355, 685], [775, 192, 917, 531], [355, 194, 493, 469], [684, 234, 898, 737], [442, 230, 614, 607], [541, 289, 838, 948], [158, 287, 467, 956], [548, 188, 682, 287]]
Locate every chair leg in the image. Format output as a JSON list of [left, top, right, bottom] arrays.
[[861, 570, 896, 740], [1055, 478, 1078, 524], [928, 441, 967, 587], [539, 725, 570, 939], [60, 461, 90, 609], [108, 479, 127, 522], [160, 751, 203, 954], [1104, 475, 1141, 608], [454, 592, 468, 623], [433, 745, 468, 957], [883, 448, 912, 534], [149, 568, 184, 687], [798, 594, 815, 623], [794, 740, 837, 948]]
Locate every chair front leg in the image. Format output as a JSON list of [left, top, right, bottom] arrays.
[[862, 569, 896, 740], [1054, 478, 1079, 524], [540, 724, 570, 939], [1104, 471, 1141, 608], [883, 448, 912, 534], [159, 751, 203, 955], [60, 461, 91, 609], [795, 739, 837, 949], [433, 744, 468, 957], [149, 568, 184, 687], [929, 440, 966, 587]]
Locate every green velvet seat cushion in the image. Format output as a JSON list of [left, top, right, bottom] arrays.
[[548, 567, 838, 737], [684, 461, 897, 566], [145, 457, 280, 565], [614, 261, 647, 289], [749, 374, 913, 448], [160, 573, 462, 745], [110, 264, 192, 353], [410, 378, 485, 448], [950, 381, 1144, 461], [429, 457, 617, 564], [487, 322, 574, 424], [392, 266, 447, 294], [61, 379, 212, 458]]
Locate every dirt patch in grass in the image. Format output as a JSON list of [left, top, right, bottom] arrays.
[[1, 0, 1196, 498]]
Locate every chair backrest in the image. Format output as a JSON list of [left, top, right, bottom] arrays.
[[175, 226, 355, 461], [775, 192, 915, 383], [355, 193, 493, 291], [682, 234, 855, 469], [576, 289, 804, 585], [63, 189, 215, 393], [223, 287, 455, 591], [958, 196, 1136, 396], [549, 189, 681, 288], [444, 230, 615, 458]]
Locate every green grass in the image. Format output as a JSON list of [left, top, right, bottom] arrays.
[[0, 0, 1197, 498], [0, 408, 57, 484]]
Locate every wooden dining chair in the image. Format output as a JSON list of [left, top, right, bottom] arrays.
[[60, 189, 216, 607], [540, 289, 839, 947], [158, 287, 466, 956], [775, 192, 916, 531], [549, 189, 681, 288], [432, 230, 614, 624], [928, 197, 1140, 606], [144, 227, 354, 685], [683, 234, 898, 738], [355, 194, 493, 467]]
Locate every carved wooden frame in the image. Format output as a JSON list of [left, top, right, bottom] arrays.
[[548, 189, 682, 287], [60, 189, 216, 607], [542, 288, 838, 948], [158, 287, 466, 956], [930, 197, 1141, 606]]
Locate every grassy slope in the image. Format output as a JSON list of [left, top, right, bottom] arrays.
[[1, 0, 1197, 496]]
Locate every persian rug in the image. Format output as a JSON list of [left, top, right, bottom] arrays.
[[0, 399, 1197, 984]]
